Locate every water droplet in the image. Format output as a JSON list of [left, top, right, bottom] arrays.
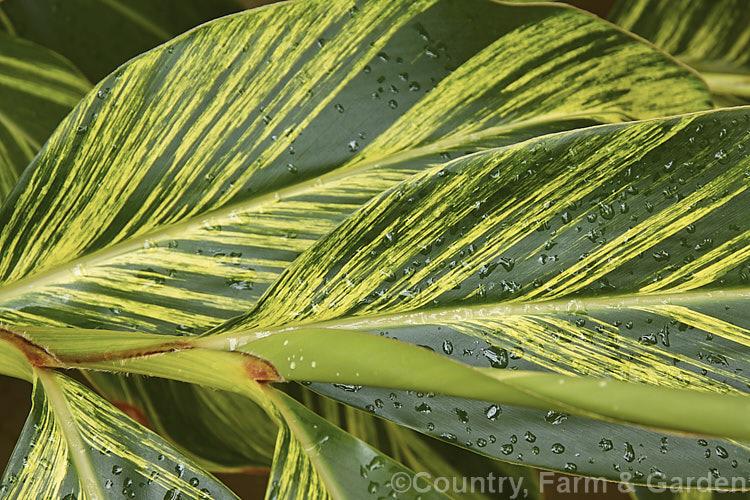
[[164, 489, 182, 500], [348, 140, 359, 152], [501, 444, 514, 455], [482, 346, 508, 368], [485, 404, 501, 420], [652, 250, 670, 262], [454, 408, 469, 424], [716, 446, 729, 459], [715, 149, 730, 164], [551, 443, 565, 454], [334, 384, 363, 392], [544, 411, 568, 425], [409, 81, 421, 92], [112, 465, 122, 475], [388, 99, 398, 109], [524, 431, 536, 443], [564, 463, 577, 472], [599, 438, 613, 451], [369, 456, 385, 470], [442, 340, 453, 355], [415, 403, 431, 414], [334, 103, 345, 113], [623, 442, 635, 462]]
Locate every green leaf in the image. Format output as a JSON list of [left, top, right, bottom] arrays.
[[67, 344, 456, 499], [0, 369, 238, 499], [610, 0, 750, 104], [263, 388, 447, 500], [199, 106, 750, 486], [197, 328, 750, 440], [0, 0, 248, 82], [0, 0, 714, 478], [0, 328, 32, 381], [0, 0, 712, 338], [0, 31, 89, 203], [290, 386, 541, 500], [89, 375, 278, 472]]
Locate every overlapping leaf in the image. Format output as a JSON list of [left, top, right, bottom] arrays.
[[0, 0, 712, 337], [610, 0, 750, 105], [0, 0, 715, 473], [0, 369, 238, 499], [198, 106, 750, 486], [0, 0, 250, 82], [289, 386, 541, 500], [89, 375, 278, 471], [263, 389, 446, 500], [0, 31, 89, 203]]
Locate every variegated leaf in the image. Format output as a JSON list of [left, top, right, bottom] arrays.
[[199, 106, 750, 486], [0, 0, 714, 479], [0, 31, 89, 203], [263, 388, 446, 500], [0, 0, 711, 337], [0, 370, 238, 499], [610, 0, 750, 105]]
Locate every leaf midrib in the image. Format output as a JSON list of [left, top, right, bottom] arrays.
[[0, 110, 631, 305], [196, 286, 750, 347], [265, 388, 348, 500], [36, 369, 106, 500]]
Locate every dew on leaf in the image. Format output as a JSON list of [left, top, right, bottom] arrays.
[[623, 442, 635, 463], [485, 404, 501, 420], [544, 411, 568, 425], [415, 403, 431, 414]]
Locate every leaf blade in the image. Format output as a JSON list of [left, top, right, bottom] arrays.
[[200, 106, 750, 484], [1, 370, 240, 499]]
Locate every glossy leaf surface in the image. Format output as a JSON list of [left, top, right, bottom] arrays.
[[264, 389, 446, 500], [0, 0, 714, 473], [202, 106, 750, 486], [0, 0, 712, 338]]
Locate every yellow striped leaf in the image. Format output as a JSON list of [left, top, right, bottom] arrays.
[[610, 0, 750, 105], [0, 369, 238, 499], [0, 0, 715, 480], [199, 106, 750, 485], [0, 31, 89, 203], [0, 0, 712, 339], [264, 388, 447, 500]]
